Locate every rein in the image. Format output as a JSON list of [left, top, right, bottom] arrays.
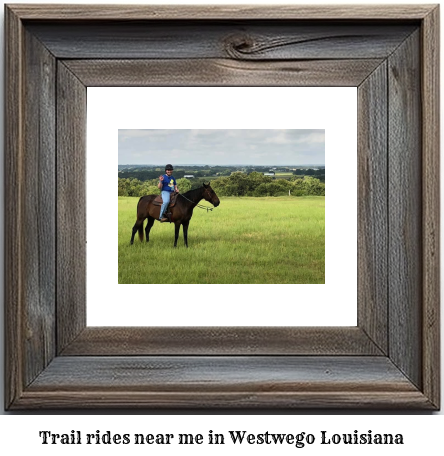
[[178, 192, 215, 212]]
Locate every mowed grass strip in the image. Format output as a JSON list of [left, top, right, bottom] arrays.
[[119, 196, 325, 284]]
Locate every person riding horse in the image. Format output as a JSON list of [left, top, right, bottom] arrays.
[[131, 180, 220, 247], [158, 164, 179, 222]]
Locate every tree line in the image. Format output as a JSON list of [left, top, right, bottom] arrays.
[[118, 165, 325, 182], [118, 171, 324, 198]]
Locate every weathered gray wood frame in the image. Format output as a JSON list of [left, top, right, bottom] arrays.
[[5, 4, 440, 409]]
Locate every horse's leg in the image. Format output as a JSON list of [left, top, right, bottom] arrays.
[[131, 219, 144, 244], [182, 220, 190, 248], [174, 222, 181, 247], [145, 216, 155, 242]]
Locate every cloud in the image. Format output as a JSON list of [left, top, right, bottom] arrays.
[[294, 130, 325, 144], [118, 129, 325, 165]]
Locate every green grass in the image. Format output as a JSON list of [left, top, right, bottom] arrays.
[[119, 196, 325, 284]]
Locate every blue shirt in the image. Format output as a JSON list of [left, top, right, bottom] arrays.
[[160, 174, 177, 192]]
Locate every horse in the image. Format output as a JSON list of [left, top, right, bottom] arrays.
[[130, 183, 220, 247]]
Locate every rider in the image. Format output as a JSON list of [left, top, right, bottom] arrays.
[[158, 164, 179, 222]]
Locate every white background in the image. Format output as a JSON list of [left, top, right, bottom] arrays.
[[0, 0, 442, 450], [87, 87, 357, 326]]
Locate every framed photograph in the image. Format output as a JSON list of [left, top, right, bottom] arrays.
[[92, 88, 357, 327], [5, 4, 440, 409]]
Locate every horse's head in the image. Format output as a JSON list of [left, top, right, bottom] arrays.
[[202, 183, 220, 207]]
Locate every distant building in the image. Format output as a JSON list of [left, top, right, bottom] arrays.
[[184, 175, 195, 179], [264, 172, 275, 176]]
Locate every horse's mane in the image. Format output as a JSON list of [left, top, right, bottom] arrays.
[[182, 186, 205, 200]]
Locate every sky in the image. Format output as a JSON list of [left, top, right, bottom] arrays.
[[118, 129, 325, 166]]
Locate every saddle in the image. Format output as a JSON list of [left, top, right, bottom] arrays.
[[152, 192, 178, 207]]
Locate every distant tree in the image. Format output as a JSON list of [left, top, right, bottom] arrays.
[[140, 181, 158, 196], [246, 172, 273, 195], [118, 178, 142, 196], [120, 172, 325, 198], [289, 176, 324, 196], [227, 172, 249, 196], [118, 170, 159, 181], [177, 178, 192, 193], [127, 179, 142, 197], [301, 176, 325, 195], [210, 177, 230, 196], [252, 182, 286, 197], [275, 179, 292, 191]]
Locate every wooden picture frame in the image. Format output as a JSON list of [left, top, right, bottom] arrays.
[[5, 4, 440, 409]]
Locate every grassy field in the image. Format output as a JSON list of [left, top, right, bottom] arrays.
[[119, 196, 325, 284]]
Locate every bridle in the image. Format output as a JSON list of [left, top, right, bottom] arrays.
[[178, 188, 216, 212]]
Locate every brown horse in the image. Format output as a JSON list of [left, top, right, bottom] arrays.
[[130, 183, 220, 247]]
